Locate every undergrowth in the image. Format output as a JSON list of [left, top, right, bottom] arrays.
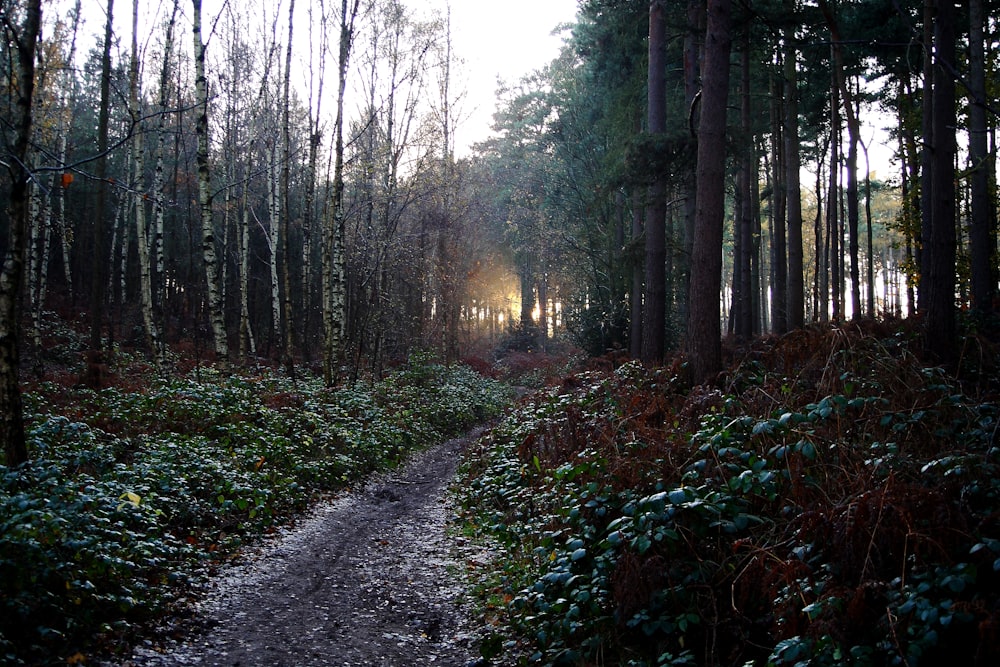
[[458, 322, 1000, 666], [0, 358, 510, 665]]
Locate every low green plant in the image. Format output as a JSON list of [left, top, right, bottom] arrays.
[[458, 325, 1000, 666]]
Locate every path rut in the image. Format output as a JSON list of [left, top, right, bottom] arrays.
[[121, 428, 492, 667]]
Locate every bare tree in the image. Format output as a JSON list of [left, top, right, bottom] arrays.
[[324, 0, 364, 383], [0, 0, 42, 465], [192, 0, 230, 362]]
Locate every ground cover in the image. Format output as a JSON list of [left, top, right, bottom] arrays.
[[0, 354, 510, 665], [458, 322, 1000, 666]]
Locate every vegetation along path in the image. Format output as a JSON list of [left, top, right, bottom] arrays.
[[122, 427, 493, 667]]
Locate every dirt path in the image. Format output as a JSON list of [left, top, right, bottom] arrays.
[[122, 427, 493, 667]]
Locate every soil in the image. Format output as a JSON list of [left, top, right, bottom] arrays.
[[116, 426, 498, 667]]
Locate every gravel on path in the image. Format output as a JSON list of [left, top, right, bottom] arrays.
[[120, 427, 495, 667]]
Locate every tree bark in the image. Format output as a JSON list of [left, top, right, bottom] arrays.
[[85, 0, 115, 387], [925, 0, 957, 361], [131, 0, 163, 364], [324, 0, 362, 384], [281, 0, 297, 376], [641, 0, 667, 365], [0, 0, 42, 466], [192, 0, 229, 362], [968, 0, 994, 315], [686, 0, 731, 385], [784, 13, 804, 329]]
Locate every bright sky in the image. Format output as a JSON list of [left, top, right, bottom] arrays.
[[421, 0, 579, 153]]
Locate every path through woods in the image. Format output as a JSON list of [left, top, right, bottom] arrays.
[[119, 428, 495, 667]]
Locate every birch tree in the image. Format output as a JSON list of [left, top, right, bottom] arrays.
[[1, 0, 42, 466], [192, 0, 229, 362], [324, 0, 363, 384], [85, 0, 115, 387], [130, 0, 164, 364]]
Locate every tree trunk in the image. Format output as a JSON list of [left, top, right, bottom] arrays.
[[324, 0, 362, 384], [828, 59, 841, 321], [968, 0, 994, 315], [925, 0, 957, 361], [153, 0, 178, 312], [918, 0, 934, 313], [85, 0, 115, 388], [131, 0, 163, 364], [784, 15, 804, 329], [0, 0, 42, 466], [769, 72, 788, 332], [686, 0, 731, 385], [192, 0, 229, 362], [642, 0, 667, 365], [734, 37, 753, 341], [629, 186, 644, 358], [281, 0, 297, 376]]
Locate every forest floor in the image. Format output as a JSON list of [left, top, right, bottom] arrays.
[[112, 426, 498, 667]]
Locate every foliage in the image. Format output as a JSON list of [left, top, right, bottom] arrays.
[[458, 323, 1000, 665], [0, 360, 510, 665]]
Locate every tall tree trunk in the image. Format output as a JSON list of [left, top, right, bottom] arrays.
[[153, 0, 178, 311], [56, 1, 81, 299], [239, 191, 256, 359], [192, 0, 229, 362], [629, 186, 644, 358], [770, 72, 788, 332], [269, 145, 282, 345], [863, 143, 875, 315], [925, 0, 957, 361], [642, 0, 667, 364], [86, 0, 115, 388], [131, 0, 163, 364], [784, 14, 804, 329], [734, 36, 753, 341], [917, 0, 934, 313], [324, 0, 362, 384], [968, 0, 994, 316], [281, 0, 297, 376], [681, 0, 703, 331], [828, 60, 841, 321], [687, 0, 731, 385], [820, 0, 862, 319], [0, 0, 42, 466]]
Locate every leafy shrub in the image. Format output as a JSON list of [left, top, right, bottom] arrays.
[[458, 324, 1000, 666]]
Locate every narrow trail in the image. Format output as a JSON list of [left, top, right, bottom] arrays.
[[122, 427, 493, 667]]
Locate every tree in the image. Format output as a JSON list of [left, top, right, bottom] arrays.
[[324, 0, 364, 384], [924, 0, 957, 360], [86, 0, 115, 387], [967, 0, 995, 316], [129, 0, 164, 365], [0, 0, 42, 466], [641, 0, 667, 364], [192, 0, 229, 362], [686, 0, 731, 385], [784, 1, 804, 329]]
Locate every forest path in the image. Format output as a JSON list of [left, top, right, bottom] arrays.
[[122, 427, 493, 667]]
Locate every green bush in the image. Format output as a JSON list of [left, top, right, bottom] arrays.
[[458, 329, 1000, 666]]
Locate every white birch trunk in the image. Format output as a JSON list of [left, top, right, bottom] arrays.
[[324, 0, 363, 383], [239, 192, 256, 358], [268, 145, 281, 342], [192, 0, 229, 362], [153, 0, 177, 309], [130, 0, 163, 363]]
